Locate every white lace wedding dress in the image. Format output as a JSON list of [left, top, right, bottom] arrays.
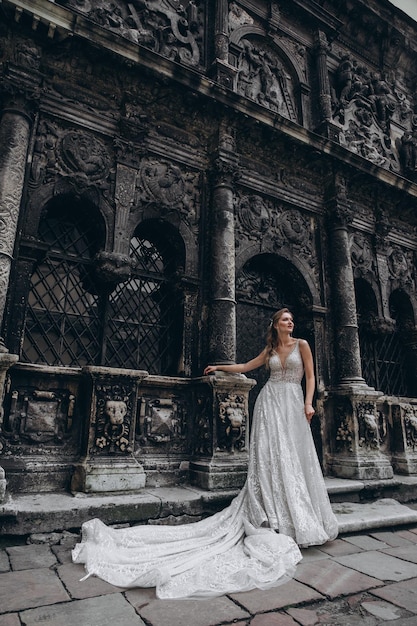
[[72, 340, 338, 598]]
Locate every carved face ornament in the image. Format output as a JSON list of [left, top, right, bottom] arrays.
[[105, 400, 127, 425]]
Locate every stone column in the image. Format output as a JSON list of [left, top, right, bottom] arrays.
[[0, 96, 32, 326], [328, 196, 364, 387], [313, 30, 340, 142], [190, 128, 256, 490], [0, 96, 31, 501], [326, 174, 393, 479], [93, 162, 134, 285], [207, 137, 240, 365], [210, 0, 238, 88]]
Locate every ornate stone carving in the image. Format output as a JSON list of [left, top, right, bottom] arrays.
[[193, 394, 212, 456], [93, 251, 132, 285], [387, 245, 413, 285], [138, 396, 185, 447], [334, 401, 354, 453], [139, 159, 184, 205], [31, 121, 111, 188], [135, 158, 200, 225], [14, 40, 41, 70], [210, 156, 241, 188], [29, 120, 59, 187], [236, 194, 271, 237], [217, 392, 246, 452], [357, 402, 381, 450], [391, 402, 417, 474], [3, 388, 75, 445], [236, 38, 297, 119], [94, 384, 134, 454], [351, 234, 375, 278], [331, 55, 401, 172], [60, 130, 110, 181], [60, 0, 205, 68], [228, 2, 254, 32], [402, 404, 417, 451]]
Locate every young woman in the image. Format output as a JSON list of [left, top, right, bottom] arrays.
[[204, 308, 338, 544], [73, 309, 338, 598]]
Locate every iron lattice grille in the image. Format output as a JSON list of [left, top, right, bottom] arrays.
[[236, 256, 313, 410], [22, 213, 102, 367], [104, 235, 182, 375], [359, 325, 413, 396]]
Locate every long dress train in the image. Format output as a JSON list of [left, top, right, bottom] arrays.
[[72, 340, 338, 598]]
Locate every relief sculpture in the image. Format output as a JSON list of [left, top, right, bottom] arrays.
[[59, 0, 204, 68], [332, 54, 400, 172], [94, 386, 133, 454], [236, 39, 297, 119], [217, 392, 246, 453]]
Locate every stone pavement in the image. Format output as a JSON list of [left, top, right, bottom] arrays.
[[2, 523, 417, 626]]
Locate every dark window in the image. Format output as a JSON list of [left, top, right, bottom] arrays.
[[236, 254, 313, 404], [22, 202, 184, 375], [22, 199, 103, 367], [356, 280, 415, 396], [104, 225, 184, 375]]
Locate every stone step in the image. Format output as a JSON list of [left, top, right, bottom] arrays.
[[1, 475, 417, 537], [326, 474, 417, 504], [334, 498, 417, 534]]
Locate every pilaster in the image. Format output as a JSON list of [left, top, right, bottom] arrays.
[[313, 30, 340, 141], [389, 400, 417, 475], [210, 0, 238, 89], [0, 351, 19, 502], [71, 366, 148, 493], [190, 372, 256, 490]]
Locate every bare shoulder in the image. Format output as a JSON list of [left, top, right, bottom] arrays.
[[297, 338, 312, 352]]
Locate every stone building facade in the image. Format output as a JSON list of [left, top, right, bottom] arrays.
[[1, 0, 417, 501]]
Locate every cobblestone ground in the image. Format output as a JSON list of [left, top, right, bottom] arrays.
[[1, 525, 417, 626]]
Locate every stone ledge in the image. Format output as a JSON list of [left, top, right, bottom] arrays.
[[1, 476, 416, 536], [335, 498, 417, 534]]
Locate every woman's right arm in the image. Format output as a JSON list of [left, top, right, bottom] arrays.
[[204, 349, 267, 376]]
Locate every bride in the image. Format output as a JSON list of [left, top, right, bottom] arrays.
[[72, 308, 338, 599]]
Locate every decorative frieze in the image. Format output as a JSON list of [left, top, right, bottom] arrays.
[[59, 0, 205, 69]]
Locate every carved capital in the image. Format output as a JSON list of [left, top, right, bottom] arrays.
[[93, 251, 132, 285], [210, 156, 241, 189]]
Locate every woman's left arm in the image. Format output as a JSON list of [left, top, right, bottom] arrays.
[[299, 339, 315, 422]]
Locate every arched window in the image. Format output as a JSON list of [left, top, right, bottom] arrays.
[[356, 280, 415, 396], [22, 196, 104, 367], [20, 203, 185, 375], [236, 254, 313, 407], [104, 220, 185, 375]]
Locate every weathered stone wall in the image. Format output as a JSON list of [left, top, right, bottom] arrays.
[[0, 0, 417, 497]]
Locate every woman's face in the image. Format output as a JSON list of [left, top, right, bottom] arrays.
[[275, 312, 294, 333]]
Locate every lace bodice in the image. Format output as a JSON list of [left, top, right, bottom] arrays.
[[268, 340, 304, 384]]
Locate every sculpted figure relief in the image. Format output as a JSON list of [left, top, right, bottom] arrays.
[[332, 54, 403, 172], [237, 39, 296, 119]]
